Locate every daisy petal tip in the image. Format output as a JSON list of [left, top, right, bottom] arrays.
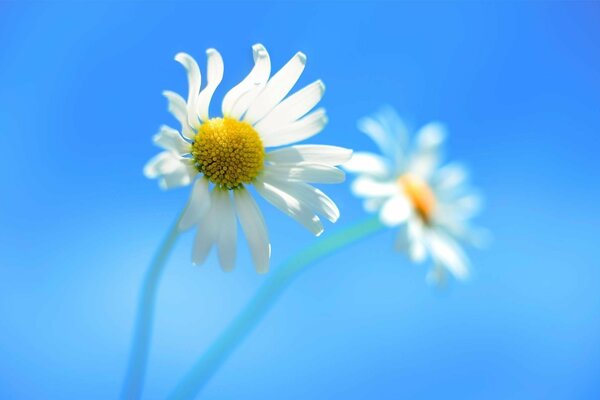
[[174, 52, 190, 63], [177, 218, 195, 232], [343, 148, 354, 163], [220, 264, 236, 273], [316, 79, 326, 93], [255, 265, 269, 275], [142, 167, 154, 180], [295, 51, 307, 64], [252, 43, 266, 53]]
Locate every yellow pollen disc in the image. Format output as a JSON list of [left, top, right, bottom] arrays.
[[398, 173, 436, 224], [192, 117, 265, 190]]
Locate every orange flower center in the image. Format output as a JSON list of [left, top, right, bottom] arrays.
[[398, 173, 436, 224]]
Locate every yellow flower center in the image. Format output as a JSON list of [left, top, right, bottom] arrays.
[[398, 173, 436, 224], [192, 117, 265, 190]]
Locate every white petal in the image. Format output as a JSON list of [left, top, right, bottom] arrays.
[[426, 264, 447, 286], [408, 122, 446, 179], [234, 188, 271, 273], [144, 152, 196, 190], [162, 90, 195, 140], [426, 230, 469, 280], [159, 161, 196, 190], [179, 177, 211, 231], [260, 108, 328, 147], [262, 175, 340, 222], [267, 145, 352, 166], [416, 122, 446, 149], [216, 190, 237, 272], [357, 116, 389, 153], [192, 188, 221, 265], [174, 52, 201, 128], [264, 162, 344, 184], [254, 178, 323, 236], [244, 51, 306, 124], [144, 152, 176, 179], [153, 125, 191, 155], [395, 217, 427, 262], [453, 193, 483, 217], [254, 80, 325, 132], [379, 195, 411, 226], [350, 176, 398, 198], [357, 107, 407, 166], [363, 197, 386, 213], [375, 106, 409, 153], [197, 48, 224, 121], [343, 152, 391, 178], [436, 193, 483, 221], [434, 163, 468, 194], [222, 44, 271, 119]]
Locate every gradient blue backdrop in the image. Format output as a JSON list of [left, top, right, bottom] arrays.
[[1, 2, 599, 399]]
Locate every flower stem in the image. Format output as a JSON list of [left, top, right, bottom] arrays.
[[167, 215, 385, 400], [121, 213, 182, 400]]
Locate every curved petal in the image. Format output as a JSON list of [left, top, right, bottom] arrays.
[[179, 177, 211, 231], [162, 90, 194, 140], [260, 108, 328, 147], [197, 48, 224, 121], [144, 152, 196, 190], [158, 159, 196, 190], [144, 152, 178, 179], [222, 44, 271, 119], [254, 79, 324, 132], [262, 174, 340, 223], [244, 51, 306, 125], [254, 178, 323, 236], [267, 145, 352, 166], [234, 188, 271, 273], [174, 52, 202, 128], [264, 162, 345, 184], [153, 125, 191, 155]]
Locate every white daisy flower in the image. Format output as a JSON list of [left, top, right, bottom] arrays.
[[344, 107, 486, 282], [144, 44, 352, 274]]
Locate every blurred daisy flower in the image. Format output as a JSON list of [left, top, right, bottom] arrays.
[[344, 107, 487, 283], [144, 44, 351, 273]]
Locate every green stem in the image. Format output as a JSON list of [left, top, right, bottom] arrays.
[[167, 215, 385, 400], [120, 213, 182, 400]]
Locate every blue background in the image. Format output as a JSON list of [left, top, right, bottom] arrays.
[[1, 2, 599, 399]]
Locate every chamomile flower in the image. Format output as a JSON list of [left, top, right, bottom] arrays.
[[144, 44, 351, 273], [344, 107, 486, 282]]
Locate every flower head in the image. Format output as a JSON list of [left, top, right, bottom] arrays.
[[344, 107, 486, 282], [145, 44, 352, 273]]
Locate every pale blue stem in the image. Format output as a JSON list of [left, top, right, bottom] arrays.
[[167, 215, 385, 400], [121, 213, 182, 400]]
